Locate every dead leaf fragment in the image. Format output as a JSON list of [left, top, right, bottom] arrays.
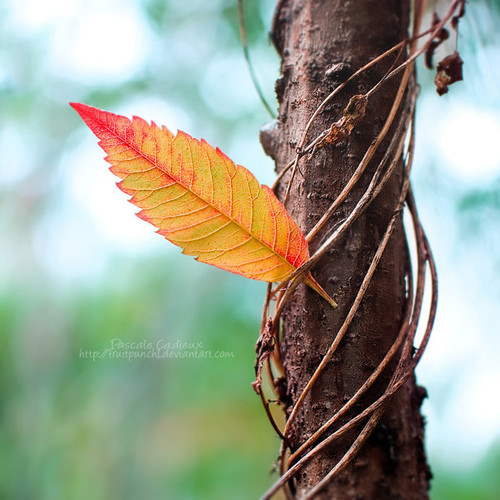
[[435, 51, 463, 96]]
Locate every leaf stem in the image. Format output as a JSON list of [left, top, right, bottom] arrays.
[[303, 273, 337, 309]]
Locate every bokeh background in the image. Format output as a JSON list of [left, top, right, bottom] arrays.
[[1, 0, 499, 498]]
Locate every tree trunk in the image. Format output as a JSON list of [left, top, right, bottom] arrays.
[[261, 1, 431, 498]]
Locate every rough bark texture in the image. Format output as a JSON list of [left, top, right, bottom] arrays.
[[261, 1, 431, 498]]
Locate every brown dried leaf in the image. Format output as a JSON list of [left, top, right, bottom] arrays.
[[324, 94, 368, 146], [252, 318, 275, 394], [435, 51, 463, 96]]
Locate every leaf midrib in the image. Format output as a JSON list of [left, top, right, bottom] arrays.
[[101, 116, 300, 278]]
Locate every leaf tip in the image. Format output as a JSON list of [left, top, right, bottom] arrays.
[[70, 102, 106, 125], [70, 102, 99, 126], [69, 101, 89, 115]]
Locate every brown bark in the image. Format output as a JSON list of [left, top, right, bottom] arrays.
[[261, 1, 431, 498]]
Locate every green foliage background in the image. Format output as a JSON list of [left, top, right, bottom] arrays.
[[1, 0, 499, 499]]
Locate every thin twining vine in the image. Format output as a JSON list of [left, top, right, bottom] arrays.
[[253, 0, 463, 497], [237, 0, 276, 119]]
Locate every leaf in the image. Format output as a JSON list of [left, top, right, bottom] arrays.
[[434, 51, 463, 96], [70, 103, 336, 308]]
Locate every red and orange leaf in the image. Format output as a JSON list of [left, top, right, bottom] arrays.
[[71, 103, 336, 307]]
